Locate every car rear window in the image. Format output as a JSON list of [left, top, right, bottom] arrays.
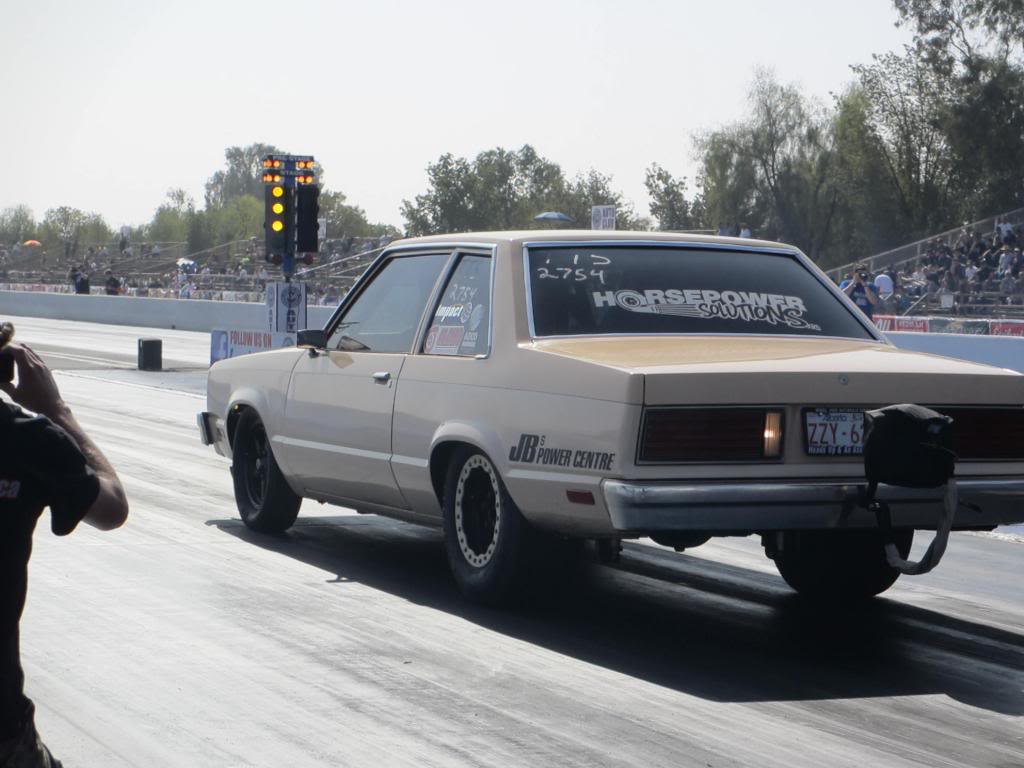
[[527, 246, 873, 339]]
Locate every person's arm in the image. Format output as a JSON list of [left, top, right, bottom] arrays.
[[863, 282, 878, 305], [0, 343, 127, 530]]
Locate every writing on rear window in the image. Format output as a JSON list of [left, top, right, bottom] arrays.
[[527, 246, 873, 339]]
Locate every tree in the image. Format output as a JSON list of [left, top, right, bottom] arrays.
[[402, 153, 484, 235], [695, 128, 761, 234], [209, 195, 264, 244], [0, 205, 36, 247], [693, 71, 842, 260], [38, 206, 112, 259], [828, 86, 909, 262], [147, 188, 193, 245], [852, 51, 957, 234], [562, 170, 647, 230], [943, 60, 1024, 215], [41, 206, 86, 245], [893, 0, 1024, 72], [886, 1, 1024, 228], [319, 190, 398, 239], [204, 143, 280, 209], [78, 214, 113, 251], [644, 164, 694, 230], [187, 209, 215, 255], [402, 145, 644, 235]]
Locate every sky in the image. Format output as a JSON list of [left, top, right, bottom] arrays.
[[0, 0, 914, 231]]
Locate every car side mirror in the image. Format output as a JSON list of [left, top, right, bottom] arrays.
[[297, 329, 327, 356]]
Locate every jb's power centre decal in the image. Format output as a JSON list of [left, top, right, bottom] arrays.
[[509, 434, 615, 471]]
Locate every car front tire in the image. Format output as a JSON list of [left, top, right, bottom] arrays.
[[231, 409, 301, 534], [771, 528, 914, 599], [442, 447, 533, 605]]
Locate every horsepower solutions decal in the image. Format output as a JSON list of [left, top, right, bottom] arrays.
[[592, 288, 821, 331]]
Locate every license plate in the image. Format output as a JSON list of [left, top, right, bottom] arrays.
[[804, 408, 865, 456]]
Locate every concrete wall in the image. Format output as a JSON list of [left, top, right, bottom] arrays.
[[887, 331, 1024, 374], [0, 290, 335, 332]]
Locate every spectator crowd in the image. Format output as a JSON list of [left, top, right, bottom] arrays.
[[836, 220, 1024, 318], [0, 233, 392, 307]]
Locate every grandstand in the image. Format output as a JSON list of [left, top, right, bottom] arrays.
[[828, 207, 1024, 319], [0, 235, 385, 304]]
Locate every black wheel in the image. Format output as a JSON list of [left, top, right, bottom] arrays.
[[231, 409, 301, 533], [442, 447, 533, 605], [771, 528, 914, 599]]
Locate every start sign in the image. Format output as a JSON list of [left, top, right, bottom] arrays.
[[266, 281, 308, 333]]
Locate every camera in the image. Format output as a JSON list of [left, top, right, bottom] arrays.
[[858, 271, 868, 281], [0, 321, 12, 385], [0, 321, 12, 383]]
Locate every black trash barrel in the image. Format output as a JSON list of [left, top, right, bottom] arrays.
[[138, 338, 162, 371]]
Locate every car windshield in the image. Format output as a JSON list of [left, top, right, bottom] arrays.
[[527, 246, 874, 339]]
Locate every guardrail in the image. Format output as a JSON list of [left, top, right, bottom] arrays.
[[874, 313, 1024, 336]]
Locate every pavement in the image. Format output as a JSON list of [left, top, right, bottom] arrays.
[[5, 314, 1024, 767]]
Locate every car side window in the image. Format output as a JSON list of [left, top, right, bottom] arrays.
[[423, 254, 492, 356], [327, 252, 449, 353]]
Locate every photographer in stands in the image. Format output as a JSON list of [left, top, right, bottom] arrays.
[[0, 322, 129, 767], [103, 269, 121, 296], [839, 264, 879, 320]]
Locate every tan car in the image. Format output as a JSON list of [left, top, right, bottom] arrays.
[[198, 231, 1024, 603]]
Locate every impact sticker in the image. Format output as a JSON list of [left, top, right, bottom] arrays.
[[435, 304, 465, 322], [435, 302, 474, 325], [509, 434, 615, 471], [592, 289, 821, 330]]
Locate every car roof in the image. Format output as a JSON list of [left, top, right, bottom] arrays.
[[386, 230, 793, 252]]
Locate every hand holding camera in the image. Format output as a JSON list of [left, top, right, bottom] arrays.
[[0, 322, 14, 384], [0, 323, 68, 420]]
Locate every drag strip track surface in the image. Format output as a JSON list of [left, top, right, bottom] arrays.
[[9, 316, 1024, 767]]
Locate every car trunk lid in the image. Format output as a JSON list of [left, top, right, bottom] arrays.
[[531, 336, 1024, 406]]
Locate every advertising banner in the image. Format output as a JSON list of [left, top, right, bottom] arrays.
[[266, 281, 307, 333], [210, 329, 296, 365], [895, 316, 930, 332], [875, 315, 930, 332], [873, 314, 896, 331], [927, 317, 990, 335], [990, 320, 1024, 336]]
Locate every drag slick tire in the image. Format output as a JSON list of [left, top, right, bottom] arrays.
[[771, 528, 914, 599], [231, 409, 301, 534], [443, 447, 533, 605]]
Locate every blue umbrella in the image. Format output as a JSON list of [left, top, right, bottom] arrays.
[[533, 211, 576, 224]]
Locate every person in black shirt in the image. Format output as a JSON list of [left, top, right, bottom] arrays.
[[0, 323, 129, 768], [103, 270, 120, 296], [839, 264, 879, 320]]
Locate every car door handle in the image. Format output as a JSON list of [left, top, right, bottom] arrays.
[[371, 371, 391, 384]]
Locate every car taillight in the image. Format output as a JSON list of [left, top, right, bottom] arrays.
[[936, 407, 1024, 460], [639, 408, 784, 463]]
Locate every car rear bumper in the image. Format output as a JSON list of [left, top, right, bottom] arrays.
[[602, 477, 1024, 532], [197, 411, 216, 445], [197, 411, 229, 457]]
